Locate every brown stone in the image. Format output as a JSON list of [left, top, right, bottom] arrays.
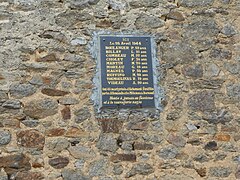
[[32, 157, 44, 168], [167, 133, 186, 147], [17, 129, 45, 150], [110, 154, 136, 163], [15, 171, 44, 180], [49, 157, 69, 169], [0, 118, 20, 128], [0, 154, 31, 175], [0, 74, 4, 80], [128, 121, 148, 130], [41, 88, 69, 96], [133, 143, 153, 150], [42, 77, 52, 85], [196, 167, 207, 177], [46, 128, 65, 137], [96, 19, 113, 28], [167, 11, 185, 21], [233, 135, 240, 142], [221, 125, 237, 132], [187, 138, 201, 146], [65, 127, 88, 138], [61, 106, 71, 120], [98, 119, 123, 133], [36, 53, 58, 62], [214, 134, 231, 141]]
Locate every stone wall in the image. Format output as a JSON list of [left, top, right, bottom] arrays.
[[0, 0, 239, 179]]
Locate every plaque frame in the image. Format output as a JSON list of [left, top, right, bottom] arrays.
[[90, 32, 163, 112]]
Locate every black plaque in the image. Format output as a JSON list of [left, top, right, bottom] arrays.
[[99, 35, 156, 108]]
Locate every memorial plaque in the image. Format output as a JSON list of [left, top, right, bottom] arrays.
[[98, 35, 157, 108]]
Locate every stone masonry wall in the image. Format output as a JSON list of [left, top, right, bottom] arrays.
[[0, 0, 240, 179]]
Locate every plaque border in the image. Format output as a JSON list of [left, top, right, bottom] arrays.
[[90, 31, 163, 112]]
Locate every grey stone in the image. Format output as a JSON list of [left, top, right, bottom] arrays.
[[10, 0, 41, 11], [2, 100, 21, 109], [190, 79, 225, 89], [221, 142, 237, 152], [89, 159, 108, 177], [233, 156, 240, 163], [0, 154, 31, 176], [130, 0, 160, 8], [9, 83, 36, 98], [140, 153, 150, 161], [142, 134, 163, 143], [24, 98, 58, 119], [158, 145, 179, 159], [21, 119, 39, 127], [186, 123, 198, 131], [75, 159, 85, 169], [126, 163, 154, 177], [202, 108, 233, 124], [221, 24, 237, 37], [67, 0, 100, 9], [97, 134, 118, 152], [22, 62, 48, 70], [99, 177, 112, 180], [209, 167, 232, 177], [210, 48, 232, 60], [183, 64, 203, 79], [118, 132, 138, 141], [108, 0, 127, 11], [205, 63, 220, 77], [225, 62, 239, 74], [127, 116, 148, 130], [47, 138, 69, 152], [0, 91, 8, 103], [39, 30, 67, 43], [161, 41, 196, 65], [120, 142, 133, 151], [166, 110, 181, 121], [113, 164, 123, 175], [71, 37, 87, 46], [236, 165, 240, 179], [74, 107, 91, 123], [55, 10, 92, 27], [135, 14, 165, 29], [68, 145, 95, 159], [63, 54, 83, 63], [151, 121, 162, 131], [29, 75, 43, 86], [193, 153, 210, 163], [215, 153, 227, 161], [221, 0, 230, 4], [0, 168, 8, 180], [183, 18, 219, 50], [159, 173, 194, 180], [0, 130, 11, 146], [226, 84, 240, 101], [62, 169, 90, 180], [188, 91, 215, 112], [59, 97, 79, 105], [178, 0, 214, 7]]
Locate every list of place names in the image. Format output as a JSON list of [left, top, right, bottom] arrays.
[[99, 36, 155, 108]]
